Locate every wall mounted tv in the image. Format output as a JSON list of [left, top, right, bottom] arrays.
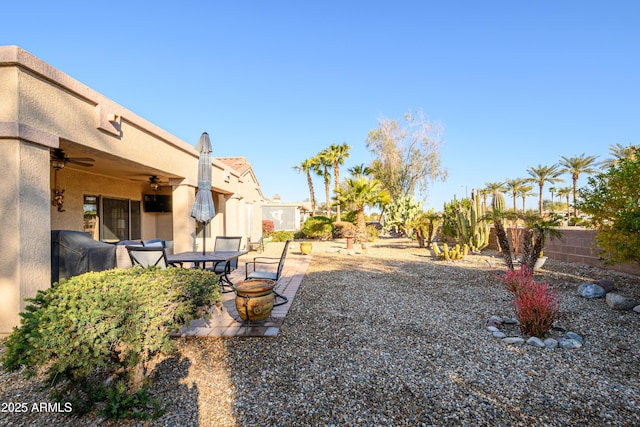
[[143, 194, 172, 213]]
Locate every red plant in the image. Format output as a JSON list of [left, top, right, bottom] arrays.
[[513, 280, 559, 338], [495, 266, 560, 337], [495, 265, 535, 296], [262, 220, 275, 236]]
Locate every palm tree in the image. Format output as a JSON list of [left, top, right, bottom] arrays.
[[555, 186, 572, 218], [293, 159, 317, 214], [314, 149, 333, 217], [526, 164, 564, 215], [504, 178, 527, 212], [325, 143, 351, 221], [348, 163, 372, 178], [558, 153, 600, 216], [336, 177, 390, 243], [548, 186, 557, 212], [600, 143, 636, 169], [517, 185, 535, 213]]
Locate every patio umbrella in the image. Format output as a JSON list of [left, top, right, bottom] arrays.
[[190, 132, 216, 254]]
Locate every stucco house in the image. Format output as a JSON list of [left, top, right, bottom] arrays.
[[0, 46, 265, 333]]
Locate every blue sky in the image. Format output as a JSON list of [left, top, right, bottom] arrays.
[[4, 1, 638, 211]]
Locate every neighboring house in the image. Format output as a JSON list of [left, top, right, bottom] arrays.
[[0, 46, 265, 333], [262, 195, 311, 231]]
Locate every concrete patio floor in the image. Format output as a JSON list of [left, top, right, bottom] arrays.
[[175, 244, 312, 338]]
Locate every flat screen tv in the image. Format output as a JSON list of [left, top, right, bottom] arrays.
[[143, 194, 172, 213]]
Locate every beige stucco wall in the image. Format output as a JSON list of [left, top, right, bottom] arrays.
[[0, 46, 265, 333]]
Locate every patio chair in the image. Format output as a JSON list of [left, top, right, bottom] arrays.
[[247, 236, 264, 253], [245, 239, 291, 306], [126, 246, 169, 269], [142, 238, 165, 248], [207, 236, 242, 293]]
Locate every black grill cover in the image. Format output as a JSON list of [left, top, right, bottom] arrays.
[[51, 230, 116, 285]]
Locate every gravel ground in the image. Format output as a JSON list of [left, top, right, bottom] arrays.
[[1, 237, 639, 426]]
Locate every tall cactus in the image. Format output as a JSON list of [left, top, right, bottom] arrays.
[[455, 190, 489, 251]]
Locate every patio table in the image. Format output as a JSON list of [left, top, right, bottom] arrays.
[[166, 250, 247, 288]]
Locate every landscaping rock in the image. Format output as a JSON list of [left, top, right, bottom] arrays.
[[577, 283, 606, 299], [564, 332, 584, 345], [606, 292, 640, 310], [634, 305, 640, 314], [493, 331, 506, 338], [544, 338, 559, 349], [487, 325, 500, 333], [527, 337, 546, 348], [559, 338, 582, 349], [593, 278, 615, 293], [502, 337, 525, 345]]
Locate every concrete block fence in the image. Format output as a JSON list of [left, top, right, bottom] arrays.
[[487, 227, 640, 276]]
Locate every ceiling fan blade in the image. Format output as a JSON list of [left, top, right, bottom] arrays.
[[68, 157, 95, 162]]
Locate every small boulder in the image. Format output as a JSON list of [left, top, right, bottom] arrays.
[[487, 326, 500, 333], [564, 332, 584, 345], [606, 293, 640, 310], [577, 283, 606, 299], [492, 331, 506, 339], [544, 338, 559, 349], [527, 337, 546, 348], [558, 338, 582, 349], [593, 279, 615, 293]]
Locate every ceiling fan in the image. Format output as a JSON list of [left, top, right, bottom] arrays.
[[51, 148, 95, 170], [131, 175, 167, 191]]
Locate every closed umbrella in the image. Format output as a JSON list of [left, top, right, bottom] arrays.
[[191, 132, 216, 254]]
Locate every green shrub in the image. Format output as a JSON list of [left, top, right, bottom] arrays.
[[333, 221, 356, 238], [270, 230, 294, 242], [366, 225, 380, 241], [1, 267, 220, 419], [302, 216, 333, 240]]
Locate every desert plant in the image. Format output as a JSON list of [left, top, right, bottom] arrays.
[[366, 225, 380, 242], [2, 267, 220, 419], [333, 220, 356, 238], [495, 266, 560, 338], [512, 280, 560, 338], [301, 215, 333, 240], [270, 230, 294, 242], [455, 191, 489, 251]]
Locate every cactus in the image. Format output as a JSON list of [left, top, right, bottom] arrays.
[[431, 242, 441, 256], [436, 242, 469, 261], [492, 191, 506, 212], [454, 191, 489, 252]]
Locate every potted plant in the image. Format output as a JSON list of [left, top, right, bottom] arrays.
[[300, 241, 312, 255]]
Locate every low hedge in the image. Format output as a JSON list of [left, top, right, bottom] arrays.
[[1, 267, 220, 419]]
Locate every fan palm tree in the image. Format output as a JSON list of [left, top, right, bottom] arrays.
[[517, 185, 535, 213], [558, 153, 600, 216], [600, 143, 636, 169], [555, 187, 572, 218], [293, 158, 317, 214], [336, 177, 390, 243], [504, 178, 527, 212], [348, 163, 372, 178], [325, 143, 351, 221], [526, 164, 564, 215], [314, 149, 333, 217]]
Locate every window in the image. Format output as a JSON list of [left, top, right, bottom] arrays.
[[83, 195, 99, 238], [87, 196, 141, 242]]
